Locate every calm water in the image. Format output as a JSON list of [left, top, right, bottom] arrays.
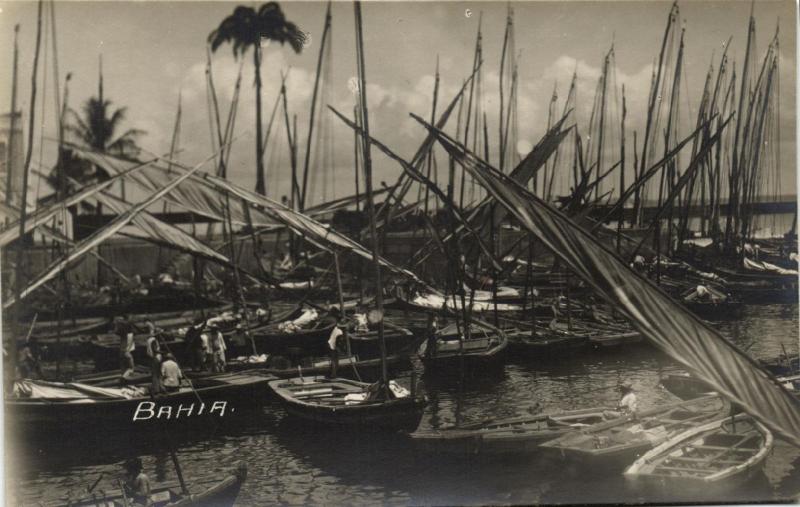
[[7, 304, 800, 506]]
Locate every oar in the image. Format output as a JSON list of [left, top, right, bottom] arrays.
[[87, 472, 104, 493]]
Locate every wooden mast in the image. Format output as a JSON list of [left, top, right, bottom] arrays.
[[13, 0, 45, 376], [353, 0, 388, 387], [5, 24, 20, 212], [300, 1, 332, 211]]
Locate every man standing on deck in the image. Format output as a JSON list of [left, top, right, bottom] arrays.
[[145, 321, 163, 393], [209, 323, 227, 373], [327, 318, 345, 379], [115, 314, 136, 378]]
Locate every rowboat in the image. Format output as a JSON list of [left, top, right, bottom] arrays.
[[269, 376, 426, 432], [226, 352, 412, 380], [6, 371, 276, 435], [29, 462, 248, 507], [539, 395, 727, 468], [418, 322, 507, 370], [624, 414, 773, 484], [505, 328, 590, 356], [662, 372, 800, 400], [408, 407, 609, 456]]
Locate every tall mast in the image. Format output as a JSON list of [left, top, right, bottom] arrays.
[[5, 24, 20, 211], [354, 0, 388, 386], [617, 84, 626, 252], [13, 0, 45, 374], [300, 1, 332, 211]]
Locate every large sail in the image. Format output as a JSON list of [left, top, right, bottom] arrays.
[[416, 115, 800, 448], [3, 161, 206, 309]]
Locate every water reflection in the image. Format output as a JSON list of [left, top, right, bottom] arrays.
[[9, 304, 800, 505]]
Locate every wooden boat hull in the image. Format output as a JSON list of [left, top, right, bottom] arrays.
[[539, 395, 727, 469], [5, 372, 275, 436], [408, 408, 608, 456], [625, 414, 773, 485], [270, 376, 426, 432], [506, 330, 590, 357], [35, 462, 247, 507]]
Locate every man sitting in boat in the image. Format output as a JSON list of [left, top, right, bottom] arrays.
[[604, 382, 638, 420], [160, 354, 184, 393], [122, 457, 151, 506]]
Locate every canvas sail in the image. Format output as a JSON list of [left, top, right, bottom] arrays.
[[417, 115, 800, 448]]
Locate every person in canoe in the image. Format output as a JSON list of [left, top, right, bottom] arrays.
[[145, 321, 163, 393], [122, 457, 152, 506], [161, 354, 184, 393], [604, 382, 638, 420]]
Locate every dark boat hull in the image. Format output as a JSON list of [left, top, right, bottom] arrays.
[[5, 372, 274, 436]]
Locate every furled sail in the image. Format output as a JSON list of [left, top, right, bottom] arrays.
[[415, 114, 800, 448]]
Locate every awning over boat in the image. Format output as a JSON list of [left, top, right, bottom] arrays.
[[418, 116, 800, 448], [3, 162, 204, 308], [94, 190, 230, 265], [66, 144, 437, 293]]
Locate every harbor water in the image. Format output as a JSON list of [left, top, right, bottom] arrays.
[[8, 304, 800, 506]]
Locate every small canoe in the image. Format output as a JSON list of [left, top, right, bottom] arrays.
[[505, 328, 590, 357], [269, 376, 426, 432], [408, 407, 609, 456], [539, 395, 727, 468], [30, 462, 247, 507], [625, 414, 773, 484]]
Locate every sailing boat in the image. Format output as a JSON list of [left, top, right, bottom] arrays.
[[268, 2, 425, 432]]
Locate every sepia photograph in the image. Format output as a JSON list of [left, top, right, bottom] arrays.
[[0, 0, 798, 505]]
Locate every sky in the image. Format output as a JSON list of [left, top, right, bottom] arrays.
[[0, 0, 796, 207]]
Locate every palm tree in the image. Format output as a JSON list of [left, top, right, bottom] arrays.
[[52, 63, 144, 201], [209, 2, 305, 195]]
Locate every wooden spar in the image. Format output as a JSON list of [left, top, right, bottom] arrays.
[[654, 28, 683, 260], [498, 6, 510, 172], [12, 0, 44, 370], [594, 47, 610, 202], [158, 92, 182, 268], [423, 57, 440, 219], [542, 82, 556, 199], [617, 84, 626, 252], [353, 0, 388, 387], [638, 2, 678, 227], [300, 2, 332, 211], [6, 24, 20, 211], [353, 104, 361, 213], [254, 31, 266, 195], [461, 15, 481, 208], [280, 76, 300, 211]]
